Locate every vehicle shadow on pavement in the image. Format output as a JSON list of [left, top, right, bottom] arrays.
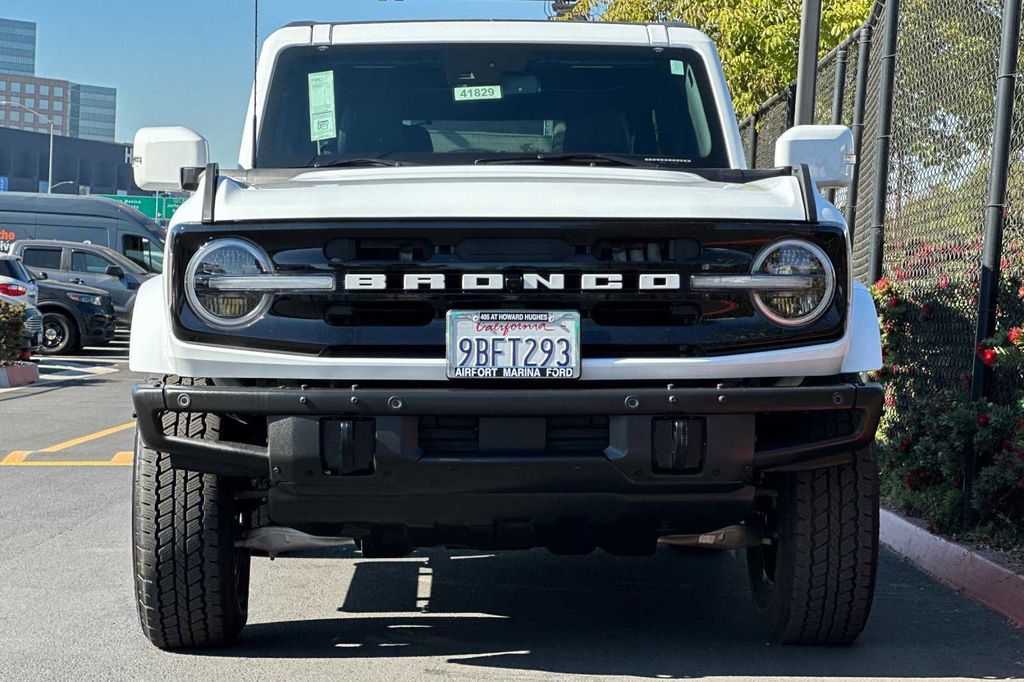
[[206, 547, 1024, 678]]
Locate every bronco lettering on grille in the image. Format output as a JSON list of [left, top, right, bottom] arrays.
[[341, 273, 683, 291]]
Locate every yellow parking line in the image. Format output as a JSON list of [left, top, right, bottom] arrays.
[[1, 458, 134, 464], [2, 460, 133, 467], [38, 422, 135, 453], [111, 451, 134, 464], [1, 451, 31, 465]]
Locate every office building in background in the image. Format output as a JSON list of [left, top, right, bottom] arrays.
[[0, 17, 35, 75], [0, 17, 117, 142], [69, 83, 116, 141]]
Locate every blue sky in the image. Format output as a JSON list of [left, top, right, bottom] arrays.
[[7, 0, 550, 164]]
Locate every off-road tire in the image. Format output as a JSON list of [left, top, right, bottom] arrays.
[[131, 377, 251, 650], [747, 446, 879, 645]]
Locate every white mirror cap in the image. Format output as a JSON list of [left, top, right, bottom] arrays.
[[774, 124, 855, 189], [132, 126, 209, 192]]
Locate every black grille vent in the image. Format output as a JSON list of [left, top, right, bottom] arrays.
[[418, 416, 609, 457]]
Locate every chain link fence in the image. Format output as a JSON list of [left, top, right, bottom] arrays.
[[739, 0, 1016, 391], [740, 0, 1024, 526]]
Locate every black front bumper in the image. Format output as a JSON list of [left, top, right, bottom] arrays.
[[133, 381, 882, 540], [82, 312, 116, 346]]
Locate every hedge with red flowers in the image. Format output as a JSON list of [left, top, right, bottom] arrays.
[[0, 300, 25, 366], [872, 278, 1024, 548]]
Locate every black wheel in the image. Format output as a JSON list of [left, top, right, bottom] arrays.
[[131, 378, 251, 650], [746, 446, 879, 645], [40, 311, 78, 355]]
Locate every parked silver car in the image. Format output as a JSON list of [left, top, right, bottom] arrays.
[[0, 254, 38, 307]]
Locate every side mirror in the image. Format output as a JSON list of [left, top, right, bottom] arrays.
[[774, 125, 855, 189], [132, 126, 209, 192], [105, 265, 125, 279], [30, 269, 47, 280]]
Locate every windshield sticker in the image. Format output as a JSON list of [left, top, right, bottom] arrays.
[[670, 60, 686, 76], [453, 84, 503, 102], [307, 70, 337, 142]]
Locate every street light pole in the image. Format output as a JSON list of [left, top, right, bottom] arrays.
[[47, 118, 54, 194], [0, 99, 55, 193]]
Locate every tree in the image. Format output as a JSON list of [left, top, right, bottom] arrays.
[[562, 0, 872, 118]]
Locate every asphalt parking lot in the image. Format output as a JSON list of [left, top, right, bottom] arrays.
[[1, 337, 1022, 681]]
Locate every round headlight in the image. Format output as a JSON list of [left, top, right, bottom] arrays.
[[751, 239, 835, 326], [185, 238, 272, 327]]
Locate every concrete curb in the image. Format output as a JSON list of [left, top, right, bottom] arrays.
[[880, 509, 1024, 627], [0, 363, 39, 388]]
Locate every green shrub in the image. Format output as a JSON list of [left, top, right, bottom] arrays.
[[871, 279, 1024, 549], [0, 300, 25, 366]]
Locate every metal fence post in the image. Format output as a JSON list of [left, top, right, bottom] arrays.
[[844, 27, 872, 235], [785, 86, 797, 130], [827, 49, 849, 203], [867, 0, 901, 284], [749, 112, 759, 168], [966, 0, 1024, 515], [795, 0, 823, 125]]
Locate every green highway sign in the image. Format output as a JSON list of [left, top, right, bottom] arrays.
[[101, 194, 187, 221]]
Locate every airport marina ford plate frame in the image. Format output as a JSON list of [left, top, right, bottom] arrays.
[[446, 310, 581, 379]]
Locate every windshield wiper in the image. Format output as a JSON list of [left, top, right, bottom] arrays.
[[474, 153, 658, 168], [309, 157, 404, 169]]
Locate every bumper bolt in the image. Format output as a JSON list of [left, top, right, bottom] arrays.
[[718, 395, 726, 403], [624, 395, 639, 409], [299, 396, 308, 405], [350, 396, 359, 405], [832, 392, 844, 405], [176, 394, 191, 409], [272, 466, 281, 475], [668, 396, 677, 404], [387, 396, 403, 410]]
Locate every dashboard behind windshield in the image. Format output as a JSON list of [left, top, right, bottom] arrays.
[[256, 43, 729, 169]]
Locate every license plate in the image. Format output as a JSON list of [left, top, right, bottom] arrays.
[[446, 310, 581, 379]]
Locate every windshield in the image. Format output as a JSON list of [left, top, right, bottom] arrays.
[[0, 257, 31, 283], [256, 44, 729, 169]]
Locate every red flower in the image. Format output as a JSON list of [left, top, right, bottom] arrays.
[[1018, 284, 1024, 299], [875, 277, 891, 294], [977, 414, 991, 428], [885, 395, 896, 408], [887, 296, 901, 308], [1009, 326, 1022, 344], [938, 276, 950, 289], [981, 349, 998, 366]]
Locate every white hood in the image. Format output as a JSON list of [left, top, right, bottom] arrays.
[[172, 165, 826, 225]]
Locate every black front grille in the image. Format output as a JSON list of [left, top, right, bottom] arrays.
[[418, 415, 610, 457], [170, 219, 849, 358]]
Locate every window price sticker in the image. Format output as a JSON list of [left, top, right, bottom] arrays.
[[453, 84, 503, 102], [308, 70, 337, 142]]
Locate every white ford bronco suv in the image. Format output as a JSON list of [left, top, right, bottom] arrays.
[[128, 20, 883, 649]]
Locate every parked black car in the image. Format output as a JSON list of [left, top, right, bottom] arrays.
[[10, 240, 155, 323], [30, 274, 116, 355]]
